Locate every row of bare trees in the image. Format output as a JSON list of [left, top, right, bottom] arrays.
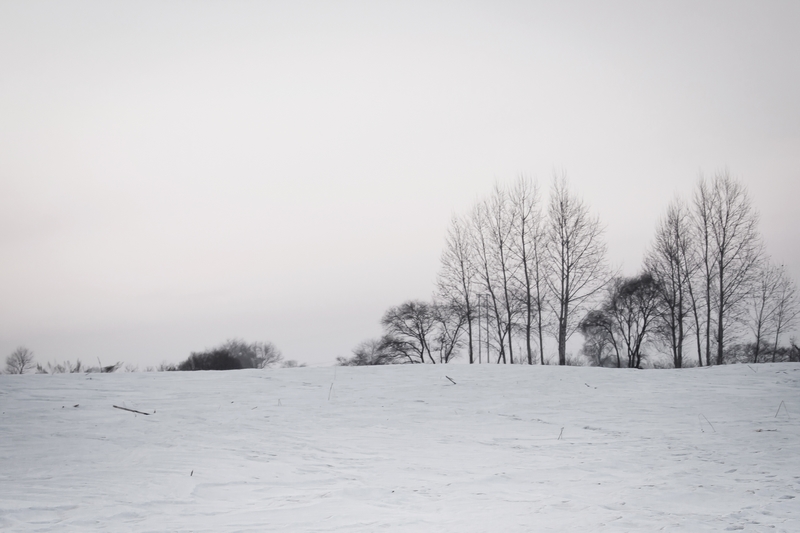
[[344, 175, 612, 366], [436, 175, 609, 366], [633, 172, 796, 366], [572, 171, 796, 368], [347, 171, 797, 367]]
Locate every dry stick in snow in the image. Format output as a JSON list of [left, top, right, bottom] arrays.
[[698, 413, 715, 432], [446, 376, 457, 385], [113, 405, 151, 416], [775, 401, 789, 419], [328, 383, 334, 401], [558, 427, 564, 440]]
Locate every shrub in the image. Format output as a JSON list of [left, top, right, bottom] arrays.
[[178, 349, 242, 371]]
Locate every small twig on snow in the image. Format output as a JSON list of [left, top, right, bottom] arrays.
[[775, 400, 789, 419], [698, 413, 715, 432], [113, 405, 150, 416], [557, 427, 564, 440], [445, 376, 457, 385]]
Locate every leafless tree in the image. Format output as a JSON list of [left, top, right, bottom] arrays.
[[509, 176, 549, 364], [546, 174, 609, 365], [705, 172, 763, 364], [381, 300, 438, 364], [470, 201, 511, 363], [484, 183, 520, 363], [769, 265, 799, 362], [746, 261, 781, 363], [437, 215, 477, 363], [431, 300, 467, 363], [5, 346, 35, 374], [253, 341, 284, 368], [691, 176, 715, 366], [646, 198, 697, 368]]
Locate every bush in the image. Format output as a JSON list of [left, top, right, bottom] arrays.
[[176, 339, 285, 371], [178, 349, 242, 371]]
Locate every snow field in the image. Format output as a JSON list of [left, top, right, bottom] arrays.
[[1, 363, 798, 532]]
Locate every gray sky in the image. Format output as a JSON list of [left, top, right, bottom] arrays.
[[1, 1, 798, 368]]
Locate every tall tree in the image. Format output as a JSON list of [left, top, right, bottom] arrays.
[[546, 175, 609, 365], [437, 215, 477, 363], [608, 274, 663, 369], [484, 183, 519, 364], [646, 198, 696, 368], [471, 201, 510, 363], [692, 176, 715, 366], [769, 265, 799, 362], [746, 261, 781, 363], [705, 173, 763, 364], [509, 176, 549, 365], [431, 300, 467, 363]]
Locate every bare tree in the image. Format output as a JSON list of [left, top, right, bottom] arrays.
[[769, 265, 799, 362], [646, 198, 696, 368], [253, 341, 284, 368], [381, 300, 437, 364], [437, 215, 477, 363], [706, 173, 763, 364], [5, 346, 36, 374], [470, 201, 511, 363], [484, 183, 519, 363], [692, 176, 715, 366], [746, 261, 781, 363], [431, 300, 467, 363], [509, 176, 549, 365], [546, 174, 609, 365]]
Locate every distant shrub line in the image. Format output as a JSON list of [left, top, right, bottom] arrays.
[[3, 339, 306, 374]]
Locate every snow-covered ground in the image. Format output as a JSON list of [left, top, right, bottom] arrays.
[[1, 363, 798, 532]]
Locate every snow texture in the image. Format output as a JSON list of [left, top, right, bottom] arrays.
[[1, 363, 799, 532]]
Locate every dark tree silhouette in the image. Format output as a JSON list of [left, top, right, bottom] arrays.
[[546, 175, 609, 365], [5, 346, 35, 374], [381, 301, 437, 364]]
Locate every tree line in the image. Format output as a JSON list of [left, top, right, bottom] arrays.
[[340, 171, 798, 367], [2, 339, 304, 374]]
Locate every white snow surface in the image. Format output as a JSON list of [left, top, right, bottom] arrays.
[[1, 364, 799, 532]]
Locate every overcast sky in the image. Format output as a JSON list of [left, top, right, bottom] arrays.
[[1, 1, 798, 368]]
